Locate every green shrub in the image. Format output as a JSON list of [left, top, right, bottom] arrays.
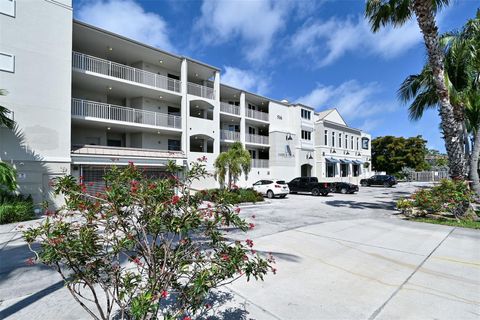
[[396, 179, 476, 218], [0, 195, 35, 224], [199, 188, 263, 204]]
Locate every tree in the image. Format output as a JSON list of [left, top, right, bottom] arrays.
[[0, 89, 15, 129], [23, 160, 274, 319], [372, 136, 428, 174], [398, 11, 480, 197], [0, 162, 17, 195], [365, 0, 467, 179], [214, 142, 251, 189]]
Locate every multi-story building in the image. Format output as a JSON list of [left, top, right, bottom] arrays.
[[0, 0, 371, 206]]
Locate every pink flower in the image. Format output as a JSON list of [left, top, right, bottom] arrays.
[[234, 207, 241, 214], [249, 223, 255, 230], [25, 257, 35, 266], [246, 239, 254, 247], [161, 290, 168, 298], [183, 317, 192, 320], [171, 195, 180, 205]]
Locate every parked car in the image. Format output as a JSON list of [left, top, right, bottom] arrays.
[[287, 177, 330, 196], [252, 180, 290, 199], [332, 182, 359, 194], [360, 175, 397, 187]]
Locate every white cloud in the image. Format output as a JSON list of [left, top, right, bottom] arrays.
[[290, 15, 422, 67], [221, 66, 269, 95], [297, 80, 395, 130], [196, 0, 313, 63], [76, 0, 175, 52]]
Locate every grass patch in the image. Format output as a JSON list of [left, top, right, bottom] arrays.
[[411, 217, 480, 229]]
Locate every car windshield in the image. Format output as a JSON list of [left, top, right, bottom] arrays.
[[276, 180, 286, 184]]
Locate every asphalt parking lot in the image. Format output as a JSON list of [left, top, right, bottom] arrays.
[[1, 182, 479, 319]]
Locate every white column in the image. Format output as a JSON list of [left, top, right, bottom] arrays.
[[213, 71, 221, 155], [240, 91, 246, 146], [180, 59, 188, 154]]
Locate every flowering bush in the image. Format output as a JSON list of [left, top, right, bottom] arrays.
[[396, 179, 477, 219], [23, 160, 274, 319]]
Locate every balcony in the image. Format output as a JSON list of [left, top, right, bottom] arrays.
[[72, 51, 182, 93], [72, 98, 182, 129], [220, 102, 240, 116], [220, 130, 241, 141], [246, 109, 269, 122], [246, 133, 269, 145], [187, 82, 215, 100], [251, 159, 269, 168]]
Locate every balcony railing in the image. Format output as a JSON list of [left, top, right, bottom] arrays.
[[251, 159, 269, 168], [246, 109, 269, 121], [220, 130, 241, 141], [220, 102, 240, 115], [187, 82, 215, 100], [72, 51, 182, 93], [72, 98, 182, 129], [246, 133, 269, 145]]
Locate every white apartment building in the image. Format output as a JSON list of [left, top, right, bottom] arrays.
[[0, 0, 371, 206]]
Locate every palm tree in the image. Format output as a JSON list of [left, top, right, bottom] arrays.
[[0, 162, 17, 198], [398, 11, 480, 197], [0, 89, 14, 129], [214, 142, 251, 189], [365, 0, 467, 179]]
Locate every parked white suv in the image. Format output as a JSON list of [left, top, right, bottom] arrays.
[[252, 180, 290, 199]]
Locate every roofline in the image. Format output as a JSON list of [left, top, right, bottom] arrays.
[[318, 119, 364, 133], [219, 83, 290, 106], [73, 20, 220, 71]]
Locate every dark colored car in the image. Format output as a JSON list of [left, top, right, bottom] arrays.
[[332, 182, 359, 194], [287, 177, 330, 196], [360, 175, 397, 187]]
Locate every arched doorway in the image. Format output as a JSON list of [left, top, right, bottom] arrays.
[[301, 164, 312, 177]]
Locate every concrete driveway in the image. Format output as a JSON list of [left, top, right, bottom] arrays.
[[0, 183, 479, 319]]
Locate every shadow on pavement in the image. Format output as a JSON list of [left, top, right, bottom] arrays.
[[324, 199, 396, 211]]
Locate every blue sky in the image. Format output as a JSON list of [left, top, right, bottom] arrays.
[[73, 0, 478, 152]]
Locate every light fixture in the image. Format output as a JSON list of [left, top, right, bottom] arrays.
[[107, 86, 112, 91], [286, 133, 293, 141], [107, 46, 113, 51], [159, 60, 163, 64], [233, 94, 237, 98], [195, 105, 199, 108], [107, 127, 111, 130], [308, 153, 314, 160], [159, 95, 163, 99], [195, 73, 199, 77], [157, 131, 161, 134]]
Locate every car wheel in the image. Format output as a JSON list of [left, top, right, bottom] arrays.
[[361, 181, 367, 187], [267, 190, 274, 199], [321, 192, 328, 196], [340, 188, 348, 194], [312, 188, 320, 196]]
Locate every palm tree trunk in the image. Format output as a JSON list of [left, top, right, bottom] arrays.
[[413, 0, 467, 178], [470, 127, 480, 199]]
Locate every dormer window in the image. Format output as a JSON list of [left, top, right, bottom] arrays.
[[301, 109, 311, 120]]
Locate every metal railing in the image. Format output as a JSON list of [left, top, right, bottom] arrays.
[[246, 133, 269, 145], [251, 159, 269, 168], [220, 102, 240, 115], [220, 130, 241, 141], [246, 109, 269, 121], [71, 98, 182, 129], [187, 82, 215, 100], [72, 51, 182, 93]]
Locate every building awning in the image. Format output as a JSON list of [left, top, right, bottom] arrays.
[[326, 157, 340, 163], [340, 159, 353, 164], [352, 160, 364, 165]]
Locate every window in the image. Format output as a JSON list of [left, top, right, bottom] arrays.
[[168, 139, 181, 151], [0, 52, 14, 73], [301, 109, 311, 120], [339, 133, 342, 148], [332, 132, 335, 147], [228, 101, 240, 106], [248, 127, 256, 135], [0, 0, 15, 17], [362, 137, 370, 150], [351, 136, 354, 150], [340, 164, 349, 177], [326, 162, 336, 177], [353, 164, 360, 177], [324, 130, 328, 146], [301, 130, 311, 140], [345, 134, 348, 149], [356, 137, 359, 150]]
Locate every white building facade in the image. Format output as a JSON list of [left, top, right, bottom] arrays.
[[0, 1, 372, 206]]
